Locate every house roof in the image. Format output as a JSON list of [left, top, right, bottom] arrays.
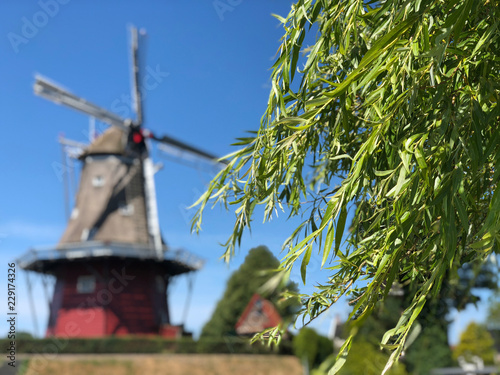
[[235, 294, 282, 335]]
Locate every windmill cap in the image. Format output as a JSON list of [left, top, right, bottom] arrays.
[[80, 127, 126, 158]]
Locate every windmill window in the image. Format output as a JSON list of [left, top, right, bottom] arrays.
[[81, 228, 89, 241], [81, 227, 97, 241], [155, 275, 165, 292], [119, 202, 134, 216], [92, 175, 105, 187], [77, 275, 96, 294]]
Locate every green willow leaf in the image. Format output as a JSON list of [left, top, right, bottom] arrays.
[[301, 244, 312, 283], [335, 207, 347, 254], [192, 0, 500, 373], [322, 221, 335, 267]]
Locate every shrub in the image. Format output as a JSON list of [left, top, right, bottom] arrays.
[[293, 328, 333, 369]]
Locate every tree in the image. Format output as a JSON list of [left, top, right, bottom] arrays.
[[200, 246, 298, 341], [193, 0, 500, 372], [404, 323, 452, 375], [453, 322, 495, 364], [403, 261, 497, 373], [338, 340, 408, 375], [487, 299, 500, 330], [345, 292, 451, 374], [292, 327, 333, 370], [348, 261, 497, 374], [485, 297, 500, 350]]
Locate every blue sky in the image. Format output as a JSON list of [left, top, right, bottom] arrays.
[[0, 1, 489, 344]]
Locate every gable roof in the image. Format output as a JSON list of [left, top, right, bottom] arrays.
[[235, 294, 282, 335]]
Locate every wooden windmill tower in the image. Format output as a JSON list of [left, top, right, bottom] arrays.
[[18, 27, 222, 338]]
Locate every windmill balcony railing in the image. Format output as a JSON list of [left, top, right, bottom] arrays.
[[17, 241, 204, 271]]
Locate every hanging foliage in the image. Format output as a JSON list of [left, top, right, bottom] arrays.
[[193, 0, 500, 372]]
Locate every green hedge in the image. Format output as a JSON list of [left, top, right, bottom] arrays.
[[197, 336, 293, 355], [0, 336, 292, 355], [1, 337, 196, 354]]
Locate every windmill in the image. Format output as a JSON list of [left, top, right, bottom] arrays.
[[17, 27, 223, 338]]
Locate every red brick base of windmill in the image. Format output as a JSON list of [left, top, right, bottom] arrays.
[[44, 259, 188, 339]]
